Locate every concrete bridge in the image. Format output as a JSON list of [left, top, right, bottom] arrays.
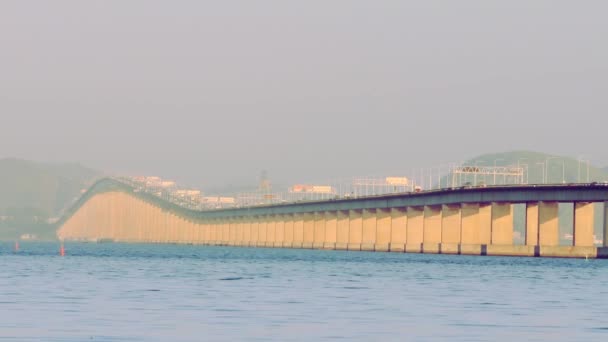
[[57, 178, 608, 258]]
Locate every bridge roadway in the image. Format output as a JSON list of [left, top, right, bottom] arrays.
[[57, 178, 608, 258]]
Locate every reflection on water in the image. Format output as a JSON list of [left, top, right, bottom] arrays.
[[0, 242, 607, 341]]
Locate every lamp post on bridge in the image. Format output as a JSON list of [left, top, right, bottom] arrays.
[[536, 162, 546, 184], [517, 158, 528, 185], [493, 158, 504, 185], [544, 157, 566, 184], [578, 157, 591, 183], [473, 160, 485, 186]]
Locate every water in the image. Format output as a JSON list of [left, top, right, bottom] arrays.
[[1, 242, 607, 341]]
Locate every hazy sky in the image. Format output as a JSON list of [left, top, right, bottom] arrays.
[[1, 1, 607, 188]]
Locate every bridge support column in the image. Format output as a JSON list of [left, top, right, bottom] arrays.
[[283, 214, 295, 248], [441, 204, 461, 254], [184, 217, 192, 244], [194, 219, 203, 245], [267, 215, 277, 247], [405, 207, 423, 253], [239, 217, 249, 246], [375, 208, 391, 252], [293, 213, 304, 248], [423, 205, 441, 253], [491, 203, 513, 245], [313, 212, 326, 249], [525, 203, 539, 246], [460, 204, 481, 255], [361, 209, 377, 251], [302, 213, 315, 249], [236, 217, 245, 246], [257, 216, 267, 247], [348, 209, 363, 251], [165, 214, 173, 243], [604, 202, 608, 248], [539, 202, 559, 246], [275, 215, 285, 248], [574, 202, 595, 247], [250, 217, 260, 247], [335, 210, 350, 250], [227, 218, 236, 246], [202, 219, 211, 245], [201, 219, 209, 245], [324, 211, 337, 250], [389, 208, 407, 252]]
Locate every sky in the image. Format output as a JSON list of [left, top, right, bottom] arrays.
[[1, 1, 607, 189]]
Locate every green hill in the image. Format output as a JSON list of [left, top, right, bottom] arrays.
[[0, 159, 101, 240], [458, 151, 608, 185]]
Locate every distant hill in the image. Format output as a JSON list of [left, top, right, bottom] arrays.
[[0, 158, 101, 240], [459, 151, 608, 185]]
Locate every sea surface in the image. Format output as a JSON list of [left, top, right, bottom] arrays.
[[0, 242, 607, 341]]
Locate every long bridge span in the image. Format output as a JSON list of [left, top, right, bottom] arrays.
[[57, 178, 608, 258]]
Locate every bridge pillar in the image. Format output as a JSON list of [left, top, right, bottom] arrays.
[[406, 207, 424, 253], [182, 217, 191, 244], [283, 214, 295, 248], [336, 210, 350, 250], [257, 216, 267, 247], [251, 216, 260, 247], [275, 215, 285, 248], [193, 219, 202, 245], [574, 202, 595, 247], [604, 202, 608, 248], [203, 219, 210, 245], [264, 215, 274, 247], [479, 204, 492, 245], [171, 214, 180, 244], [423, 205, 442, 253], [183, 219, 191, 245], [323, 211, 338, 250], [491, 203, 513, 245], [539, 202, 559, 246], [153, 204, 162, 243], [460, 203, 478, 244], [267, 215, 277, 247], [441, 204, 461, 254], [227, 218, 236, 246], [525, 202, 539, 246], [200, 218, 208, 245], [293, 213, 304, 248], [142, 201, 151, 243], [193, 219, 201, 245], [238, 217, 246, 246], [389, 208, 407, 252], [460, 203, 482, 255], [375, 208, 391, 252], [313, 212, 326, 249], [348, 209, 363, 251], [240, 217, 250, 246], [302, 213, 315, 249], [146, 204, 155, 243], [361, 209, 377, 251]]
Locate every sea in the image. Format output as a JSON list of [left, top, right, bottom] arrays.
[[0, 242, 607, 341]]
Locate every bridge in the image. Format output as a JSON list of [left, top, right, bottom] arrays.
[[57, 178, 608, 258]]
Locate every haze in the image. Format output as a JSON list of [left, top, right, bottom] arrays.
[[1, 1, 606, 188]]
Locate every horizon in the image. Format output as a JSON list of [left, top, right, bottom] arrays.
[[2, 149, 607, 194]]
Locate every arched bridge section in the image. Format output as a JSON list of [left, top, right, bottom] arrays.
[[57, 178, 608, 258]]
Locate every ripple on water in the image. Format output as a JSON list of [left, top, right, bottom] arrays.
[[1, 242, 608, 341]]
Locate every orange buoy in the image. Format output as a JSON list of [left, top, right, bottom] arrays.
[[59, 243, 65, 256]]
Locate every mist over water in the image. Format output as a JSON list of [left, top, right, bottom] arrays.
[[1, 242, 607, 341]]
